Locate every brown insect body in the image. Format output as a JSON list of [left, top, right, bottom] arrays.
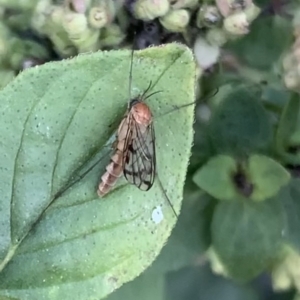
[[97, 112, 130, 196], [98, 96, 154, 197], [130, 98, 153, 126], [122, 96, 156, 191], [97, 149, 123, 196]]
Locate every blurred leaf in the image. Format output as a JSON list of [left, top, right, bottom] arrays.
[[193, 155, 238, 201], [208, 85, 273, 157], [248, 155, 290, 202], [281, 179, 300, 250], [0, 69, 15, 90], [189, 122, 212, 171], [261, 84, 291, 110], [208, 83, 234, 108], [107, 273, 165, 300], [276, 93, 300, 154], [211, 196, 285, 281], [227, 16, 293, 70], [0, 44, 196, 300], [166, 265, 260, 300]]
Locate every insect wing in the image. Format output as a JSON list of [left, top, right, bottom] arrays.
[[123, 115, 156, 191]]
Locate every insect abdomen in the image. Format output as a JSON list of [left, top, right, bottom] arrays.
[[97, 150, 123, 197]]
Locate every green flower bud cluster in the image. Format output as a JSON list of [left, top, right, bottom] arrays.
[[0, 0, 39, 11], [0, 0, 126, 84], [0, 0, 262, 86], [120, 0, 252, 73], [191, 0, 260, 72], [0, 0, 261, 58], [0, 20, 49, 89], [219, 0, 260, 36], [195, 0, 260, 49], [131, 0, 259, 37], [30, 0, 126, 56], [132, 0, 170, 21]]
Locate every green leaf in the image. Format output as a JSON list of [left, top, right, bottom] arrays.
[[193, 155, 238, 201], [276, 93, 300, 149], [189, 122, 212, 171], [281, 179, 300, 250], [248, 155, 290, 202], [165, 265, 260, 300], [192, 154, 290, 202], [0, 44, 196, 299], [261, 84, 291, 110], [208, 85, 273, 156], [211, 197, 285, 281], [107, 273, 165, 300], [227, 16, 293, 70]]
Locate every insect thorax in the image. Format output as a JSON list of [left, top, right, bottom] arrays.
[[129, 97, 141, 109]]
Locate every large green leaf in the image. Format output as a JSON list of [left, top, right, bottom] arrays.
[[248, 155, 290, 201], [211, 196, 285, 281], [165, 265, 260, 300], [193, 155, 238, 201], [207, 84, 273, 157], [0, 44, 196, 299], [276, 93, 300, 164]]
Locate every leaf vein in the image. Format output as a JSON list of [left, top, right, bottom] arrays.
[[18, 213, 140, 255]]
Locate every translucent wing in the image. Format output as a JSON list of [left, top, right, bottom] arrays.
[[123, 115, 156, 191]]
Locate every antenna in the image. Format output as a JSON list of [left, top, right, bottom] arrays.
[[155, 87, 219, 119], [128, 35, 135, 107]]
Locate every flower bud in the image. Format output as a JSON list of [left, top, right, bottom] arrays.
[[194, 35, 220, 70], [88, 7, 108, 28], [159, 9, 190, 32], [206, 28, 227, 46], [0, 25, 9, 63], [62, 11, 88, 39], [215, 0, 252, 17], [283, 70, 300, 92], [196, 5, 221, 28], [76, 30, 101, 53], [0, 69, 15, 90], [244, 2, 260, 22], [88, 0, 116, 29], [133, 0, 170, 21], [100, 24, 125, 47], [67, 0, 88, 14], [294, 47, 300, 64], [49, 33, 77, 57], [271, 247, 300, 291], [62, 9, 101, 53], [282, 52, 297, 71], [223, 11, 249, 35], [50, 6, 65, 26], [228, 0, 249, 11], [207, 247, 229, 277], [170, 0, 198, 10]]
